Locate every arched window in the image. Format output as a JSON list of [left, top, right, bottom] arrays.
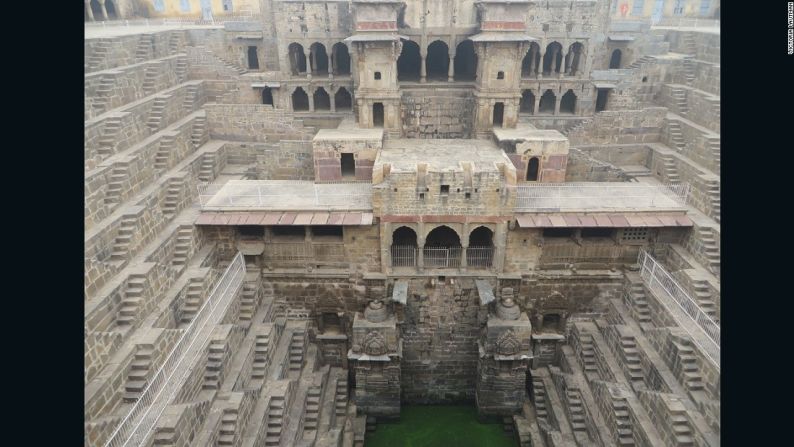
[[560, 90, 576, 114], [493, 102, 504, 127], [391, 226, 417, 267], [314, 87, 330, 111], [397, 40, 421, 81], [292, 87, 309, 111], [454, 39, 477, 81], [467, 226, 494, 268], [566, 42, 584, 75], [543, 42, 563, 74], [539, 90, 556, 114], [331, 43, 350, 75], [105, 0, 117, 19], [334, 87, 352, 111], [521, 42, 541, 77], [309, 42, 329, 75], [609, 49, 622, 69], [89, 0, 103, 19], [426, 40, 450, 81], [262, 87, 273, 105], [288, 43, 307, 75], [424, 226, 462, 268], [526, 157, 540, 181], [520, 90, 535, 114], [247, 46, 259, 70], [373, 103, 384, 127]]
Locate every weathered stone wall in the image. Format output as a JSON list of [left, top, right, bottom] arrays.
[[565, 148, 632, 182], [401, 278, 483, 404], [205, 103, 315, 142], [399, 88, 475, 138], [568, 108, 665, 146], [85, 331, 123, 385], [255, 140, 315, 180]]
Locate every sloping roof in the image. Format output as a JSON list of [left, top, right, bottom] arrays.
[[196, 211, 374, 226], [515, 213, 693, 228]]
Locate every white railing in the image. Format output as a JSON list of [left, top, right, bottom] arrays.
[[466, 246, 494, 268], [264, 242, 345, 261], [636, 250, 720, 369], [391, 245, 416, 267], [104, 252, 246, 447], [515, 183, 689, 212], [198, 181, 372, 209], [423, 246, 462, 268]]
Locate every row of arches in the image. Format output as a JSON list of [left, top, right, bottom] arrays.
[[391, 225, 494, 269], [518, 89, 577, 115], [288, 42, 351, 77], [521, 42, 585, 77], [397, 39, 478, 82], [85, 0, 117, 21], [290, 86, 352, 112]]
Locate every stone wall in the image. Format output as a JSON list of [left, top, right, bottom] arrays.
[[568, 107, 666, 146], [399, 88, 475, 138], [255, 140, 315, 180], [565, 148, 632, 182], [205, 103, 315, 142], [85, 331, 123, 384]]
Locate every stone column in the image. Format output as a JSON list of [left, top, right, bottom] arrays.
[[85, 0, 95, 21], [304, 50, 312, 79], [538, 51, 545, 78], [460, 222, 469, 271], [494, 222, 507, 272], [327, 51, 333, 79], [526, 48, 535, 76], [308, 91, 315, 111], [420, 54, 427, 83], [448, 54, 455, 81], [417, 224, 425, 270], [534, 94, 541, 115], [330, 90, 336, 112], [98, 0, 109, 20], [555, 50, 563, 77], [383, 222, 392, 272], [554, 94, 561, 115]]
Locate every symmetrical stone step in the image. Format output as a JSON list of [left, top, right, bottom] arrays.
[[87, 41, 111, 71], [154, 134, 176, 170], [239, 283, 258, 322], [103, 165, 128, 205], [191, 115, 208, 149], [116, 275, 146, 327], [218, 409, 238, 445], [619, 335, 644, 385], [181, 278, 205, 324], [691, 280, 719, 322], [667, 120, 686, 150], [565, 389, 587, 433], [198, 151, 215, 182], [142, 65, 158, 96], [303, 386, 322, 431], [670, 89, 689, 115], [669, 410, 695, 446], [162, 177, 184, 218], [123, 344, 153, 402], [97, 117, 123, 157], [171, 227, 193, 268], [92, 74, 116, 114], [334, 376, 348, 418], [659, 154, 680, 184], [147, 96, 168, 130], [705, 180, 720, 223], [627, 55, 652, 69], [530, 376, 549, 422], [612, 398, 635, 445], [674, 341, 705, 392], [109, 216, 137, 262], [183, 84, 199, 112], [265, 396, 286, 446], [135, 34, 154, 63], [251, 332, 271, 380], [204, 340, 226, 389], [289, 330, 306, 372], [696, 227, 720, 275], [625, 283, 652, 324]]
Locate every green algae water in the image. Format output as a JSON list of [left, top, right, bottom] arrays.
[[364, 405, 517, 447]]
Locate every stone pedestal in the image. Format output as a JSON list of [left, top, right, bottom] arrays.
[[476, 291, 532, 416], [348, 301, 402, 418]]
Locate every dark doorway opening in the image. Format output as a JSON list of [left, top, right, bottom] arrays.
[[539, 90, 556, 114], [373, 103, 384, 127], [560, 90, 576, 114], [289, 43, 307, 75], [341, 153, 355, 178], [335, 87, 352, 111], [493, 102, 504, 127], [595, 89, 609, 112], [397, 40, 421, 81], [332, 43, 350, 75], [314, 87, 331, 111], [310, 43, 329, 75], [520, 90, 535, 114], [609, 49, 622, 69], [262, 87, 273, 105], [526, 157, 540, 181], [292, 87, 309, 111], [105, 0, 117, 19], [426, 40, 450, 81], [247, 46, 259, 70], [454, 40, 477, 81]]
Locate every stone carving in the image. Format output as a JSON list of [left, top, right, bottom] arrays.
[[364, 299, 388, 323], [362, 331, 388, 356], [495, 329, 521, 356]]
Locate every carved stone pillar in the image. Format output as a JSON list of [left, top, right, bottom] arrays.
[[98, 0, 109, 20], [420, 55, 427, 83], [448, 54, 455, 81], [85, 0, 95, 21]]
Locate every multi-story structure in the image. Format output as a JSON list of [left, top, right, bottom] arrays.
[[85, 1, 720, 445]]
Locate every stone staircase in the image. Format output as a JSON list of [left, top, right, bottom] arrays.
[[561, 117, 592, 137], [625, 283, 652, 324], [218, 56, 248, 75], [577, 333, 599, 378], [691, 280, 719, 322], [334, 374, 348, 419], [239, 282, 258, 323], [116, 274, 146, 327], [135, 34, 154, 63], [109, 216, 137, 262], [265, 396, 286, 446], [183, 84, 199, 112], [123, 344, 153, 402], [618, 335, 644, 387], [564, 388, 588, 434], [706, 137, 720, 174], [175, 57, 188, 82], [667, 120, 686, 151], [198, 151, 216, 181], [218, 408, 239, 445], [681, 32, 697, 56], [180, 277, 205, 324], [204, 340, 226, 389], [251, 330, 272, 380], [673, 339, 705, 392], [87, 40, 111, 71], [704, 179, 720, 223], [191, 114, 209, 149], [627, 55, 652, 70], [154, 134, 176, 170], [142, 65, 158, 96], [668, 406, 696, 446], [303, 386, 322, 432], [696, 227, 720, 276], [146, 96, 168, 130], [162, 177, 184, 218], [682, 58, 696, 86], [103, 165, 128, 206], [92, 74, 115, 114], [530, 375, 549, 423], [97, 117, 123, 158], [171, 227, 193, 269], [289, 329, 307, 373], [658, 153, 681, 184], [610, 397, 634, 445], [168, 31, 185, 54], [670, 88, 689, 115]]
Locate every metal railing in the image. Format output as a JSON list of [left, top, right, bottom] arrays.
[[104, 252, 246, 447], [198, 181, 372, 209], [466, 246, 494, 268], [515, 183, 689, 212], [423, 246, 462, 268], [637, 250, 720, 369], [264, 242, 345, 261], [391, 245, 416, 267]]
